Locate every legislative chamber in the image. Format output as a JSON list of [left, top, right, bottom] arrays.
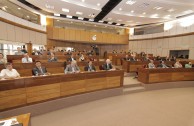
[[0, 0, 194, 126]]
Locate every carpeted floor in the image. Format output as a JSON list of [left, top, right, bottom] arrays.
[[31, 87, 194, 126]]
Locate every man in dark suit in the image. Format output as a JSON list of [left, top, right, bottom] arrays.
[[103, 59, 115, 71], [84, 61, 96, 72], [32, 61, 47, 76], [68, 54, 76, 62], [65, 60, 80, 74], [123, 55, 130, 61]]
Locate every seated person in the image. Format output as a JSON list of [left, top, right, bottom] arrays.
[[157, 61, 169, 68], [84, 61, 96, 72], [68, 54, 76, 62], [47, 49, 55, 55], [170, 56, 176, 61], [22, 53, 33, 63], [156, 56, 161, 61], [48, 53, 58, 62], [185, 62, 192, 68], [65, 60, 80, 74], [148, 60, 156, 68], [15, 47, 24, 55], [174, 60, 183, 68], [0, 53, 7, 64], [79, 54, 85, 61], [130, 56, 136, 61], [103, 59, 115, 71], [123, 55, 130, 61], [0, 62, 20, 79], [32, 61, 48, 76], [21, 47, 28, 54], [32, 48, 41, 55]]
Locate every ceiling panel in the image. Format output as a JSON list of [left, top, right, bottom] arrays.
[[26, 0, 109, 19], [103, 0, 194, 26]]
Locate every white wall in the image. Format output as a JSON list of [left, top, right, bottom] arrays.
[[129, 18, 194, 59]]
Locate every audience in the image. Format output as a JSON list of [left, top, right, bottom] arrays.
[[103, 59, 115, 71], [185, 62, 192, 68], [0, 62, 20, 79], [84, 61, 96, 72], [130, 55, 136, 61], [148, 60, 156, 68], [123, 55, 130, 61], [48, 53, 58, 62], [79, 54, 85, 61], [0, 53, 7, 64], [22, 53, 33, 63], [32, 61, 48, 76], [68, 54, 76, 62], [21, 47, 28, 53], [65, 60, 80, 74], [174, 60, 183, 68], [15, 47, 24, 55], [157, 61, 169, 68]]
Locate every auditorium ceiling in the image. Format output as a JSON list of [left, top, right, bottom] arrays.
[[8, 0, 194, 27]]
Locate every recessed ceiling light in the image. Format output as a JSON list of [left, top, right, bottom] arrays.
[[116, 23, 121, 26], [89, 19, 94, 22], [131, 10, 134, 13], [78, 17, 84, 20], [107, 18, 112, 20], [117, 19, 122, 22], [153, 6, 163, 10], [57, 20, 60, 22], [97, 3, 100, 6], [89, 13, 95, 18], [18, 7, 21, 10], [82, 0, 85, 2], [143, 12, 146, 15], [54, 13, 60, 16], [98, 20, 104, 23], [62, 8, 69, 12], [119, 8, 122, 11], [27, 15, 30, 18], [66, 15, 72, 18], [108, 22, 113, 24], [76, 11, 83, 15], [45, 4, 54, 9], [126, 0, 136, 5], [167, 8, 175, 12], [150, 14, 159, 18]]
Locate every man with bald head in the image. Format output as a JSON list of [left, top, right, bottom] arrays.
[[103, 59, 115, 71]]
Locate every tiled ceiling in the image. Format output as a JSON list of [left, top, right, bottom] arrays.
[[10, 0, 194, 27]]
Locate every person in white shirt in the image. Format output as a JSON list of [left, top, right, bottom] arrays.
[[15, 47, 24, 55], [174, 60, 183, 68], [148, 60, 156, 68], [21, 53, 33, 63], [0, 62, 20, 79]]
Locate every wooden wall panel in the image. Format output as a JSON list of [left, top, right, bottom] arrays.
[[6, 24, 15, 41], [15, 26, 23, 42], [75, 30, 81, 41], [35, 32, 42, 44], [65, 29, 70, 40], [22, 29, 30, 43], [29, 31, 36, 44], [69, 29, 76, 40], [0, 21, 7, 40], [58, 28, 65, 40], [53, 27, 59, 39]]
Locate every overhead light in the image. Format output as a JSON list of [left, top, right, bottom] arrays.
[[131, 10, 134, 13], [66, 15, 72, 18], [45, 4, 54, 9], [126, 0, 136, 5], [183, 10, 194, 14], [57, 20, 60, 22], [116, 23, 121, 26], [82, 0, 85, 2], [27, 15, 30, 18], [89, 19, 94, 22], [143, 12, 146, 15], [117, 19, 122, 22], [62, 8, 69, 12], [153, 6, 163, 10], [163, 15, 171, 19], [54, 13, 60, 16], [107, 18, 112, 20], [18, 7, 21, 10], [76, 11, 83, 15], [97, 3, 100, 6], [150, 14, 159, 18], [89, 13, 95, 18], [167, 8, 175, 12], [119, 8, 122, 11], [108, 22, 113, 24], [179, 15, 194, 27], [78, 17, 84, 20], [98, 20, 104, 23], [164, 22, 173, 31]]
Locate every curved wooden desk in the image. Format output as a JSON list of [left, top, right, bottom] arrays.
[[0, 70, 124, 111], [138, 68, 194, 84]]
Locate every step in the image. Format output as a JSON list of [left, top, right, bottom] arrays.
[[123, 86, 145, 94]]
